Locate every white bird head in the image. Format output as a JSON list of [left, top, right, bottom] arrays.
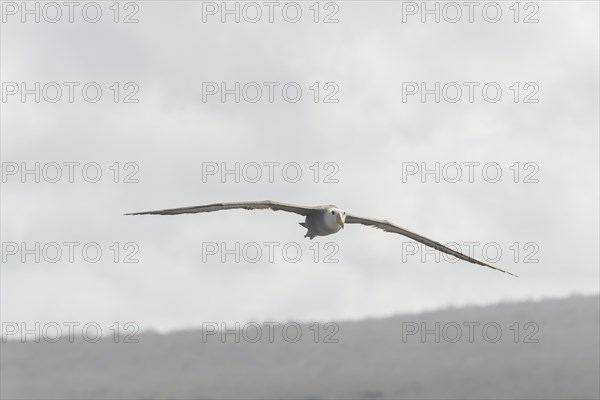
[[326, 207, 346, 230]]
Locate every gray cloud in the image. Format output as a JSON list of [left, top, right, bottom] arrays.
[[1, 1, 598, 332]]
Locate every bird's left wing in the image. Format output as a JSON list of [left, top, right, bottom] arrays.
[[345, 214, 517, 277], [125, 200, 319, 217]]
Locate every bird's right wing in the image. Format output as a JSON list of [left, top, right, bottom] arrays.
[[125, 200, 320, 217], [345, 214, 517, 277]]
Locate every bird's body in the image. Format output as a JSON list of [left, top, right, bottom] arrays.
[[300, 206, 345, 239], [125, 200, 517, 277]]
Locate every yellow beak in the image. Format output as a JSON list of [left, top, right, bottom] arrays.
[[336, 213, 345, 229]]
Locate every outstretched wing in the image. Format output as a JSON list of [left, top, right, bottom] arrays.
[[345, 214, 517, 277], [125, 200, 320, 217]]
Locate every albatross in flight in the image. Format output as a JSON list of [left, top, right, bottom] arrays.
[[125, 200, 516, 277]]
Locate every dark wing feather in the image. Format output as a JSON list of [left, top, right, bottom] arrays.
[[125, 200, 319, 217], [345, 214, 517, 277]]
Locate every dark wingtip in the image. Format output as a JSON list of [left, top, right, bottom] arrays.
[[492, 265, 519, 278], [478, 260, 518, 278]]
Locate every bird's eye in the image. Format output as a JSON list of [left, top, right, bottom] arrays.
[[331, 211, 335, 215], [343, 212, 346, 215]]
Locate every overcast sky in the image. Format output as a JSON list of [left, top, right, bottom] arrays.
[[1, 1, 598, 333]]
